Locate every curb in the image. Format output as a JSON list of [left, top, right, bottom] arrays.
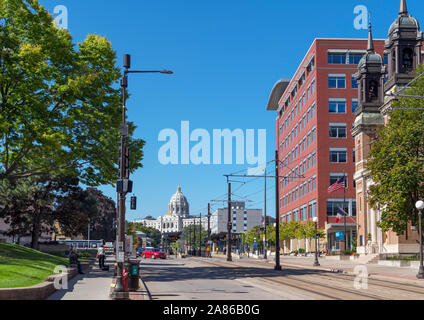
[[138, 277, 152, 300]]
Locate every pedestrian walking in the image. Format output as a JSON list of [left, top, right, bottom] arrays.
[[97, 244, 106, 269]]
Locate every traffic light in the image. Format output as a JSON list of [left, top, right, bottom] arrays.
[[124, 147, 130, 179], [130, 196, 137, 210], [118, 146, 130, 179]]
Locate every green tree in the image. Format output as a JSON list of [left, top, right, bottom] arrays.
[[54, 184, 99, 239], [245, 225, 262, 252], [85, 188, 116, 242], [0, 175, 92, 249], [0, 0, 144, 185], [181, 224, 207, 249], [129, 222, 161, 247], [368, 65, 424, 239]]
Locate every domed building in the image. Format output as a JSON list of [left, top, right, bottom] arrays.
[[134, 185, 199, 235], [168, 185, 189, 217]]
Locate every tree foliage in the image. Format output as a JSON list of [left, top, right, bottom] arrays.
[[0, 175, 90, 249], [368, 65, 424, 236], [129, 222, 161, 248], [84, 188, 116, 242], [0, 0, 144, 186]]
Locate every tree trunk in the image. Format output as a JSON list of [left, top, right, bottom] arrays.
[[31, 217, 41, 250]]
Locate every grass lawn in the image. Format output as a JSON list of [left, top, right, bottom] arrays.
[[0, 243, 69, 288]]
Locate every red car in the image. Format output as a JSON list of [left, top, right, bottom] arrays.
[[142, 248, 166, 259]]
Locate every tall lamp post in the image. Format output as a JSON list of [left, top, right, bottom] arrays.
[[415, 200, 424, 279], [313, 216, 320, 266], [111, 54, 172, 300]]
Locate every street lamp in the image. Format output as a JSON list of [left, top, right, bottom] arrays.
[[111, 54, 172, 300], [415, 200, 424, 279], [312, 217, 320, 267]]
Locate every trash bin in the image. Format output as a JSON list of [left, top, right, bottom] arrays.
[[127, 259, 140, 292]]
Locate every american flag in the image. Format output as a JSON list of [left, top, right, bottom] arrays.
[[328, 176, 346, 193]]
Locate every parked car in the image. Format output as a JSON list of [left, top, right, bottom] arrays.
[[142, 248, 166, 259], [136, 247, 145, 257]]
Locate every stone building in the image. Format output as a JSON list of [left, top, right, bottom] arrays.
[[352, 0, 423, 255]]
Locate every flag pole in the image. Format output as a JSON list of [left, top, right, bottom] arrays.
[[344, 173, 347, 251]]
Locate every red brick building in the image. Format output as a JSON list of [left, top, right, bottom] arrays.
[[267, 38, 386, 253]]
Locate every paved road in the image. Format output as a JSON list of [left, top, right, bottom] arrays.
[[47, 257, 114, 300], [139, 257, 312, 300], [139, 256, 424, 300]]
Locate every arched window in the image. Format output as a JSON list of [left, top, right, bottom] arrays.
[[402, 48, 413, 69], [367, 80, 379, 101]]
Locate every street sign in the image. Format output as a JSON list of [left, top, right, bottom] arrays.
[[335, 232, 345, 241], [117, 251, 125, 262], [117, 241, 124, 251]]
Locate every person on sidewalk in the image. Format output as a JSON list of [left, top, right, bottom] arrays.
[[69, 250, 84, 274], [97, 245, 106, 269]]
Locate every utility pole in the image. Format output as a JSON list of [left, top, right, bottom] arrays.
[[264, 171, 267, 259], [193, 216, 196, 256], [207, 203, 211, 258], [274, 150, 282, 271], [199, 213, 202, 257], [227, 181, 232, 262], [110, 54, 172, 300]]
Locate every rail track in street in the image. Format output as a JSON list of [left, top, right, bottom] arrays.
[[195, 257, 424, 300]]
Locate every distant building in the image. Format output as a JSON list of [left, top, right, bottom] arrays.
[[134, 188, 262, 237], [134, 185, 194, 234], [210, 202, 262, 235]]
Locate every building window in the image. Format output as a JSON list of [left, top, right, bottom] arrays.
[[312, 175, 316, 190], [330, 173, 347, 186], [329, 99, 346, 113], [328, 53, 347, 64], [311, 79, 316, 93], [293, 209, 299, 221], [329, 124, 347, 138], [348, 54, 363, 65], [312, 127, 316, 142], [351, 75, 358, 89], [309, 200, 317, 219], [328, 74, 346, 88], [353, 148, 356, 163], [301, 206, 307, 221], [352, 99, 359, 113], [312, 151, 316, 166], [311, 103, 316, 118], [327, 200, 349, 216], [352, 200, 357, 216], [330, 149, 347, 163]]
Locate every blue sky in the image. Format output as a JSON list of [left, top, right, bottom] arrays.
[[39, 0, 423, 220]]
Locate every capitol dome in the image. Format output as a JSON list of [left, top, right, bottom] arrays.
[[168, 185, 189, 217]]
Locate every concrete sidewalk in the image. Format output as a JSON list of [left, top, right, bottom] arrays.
[[47, 256, 114, 300], [211, 253, 424, 283]]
